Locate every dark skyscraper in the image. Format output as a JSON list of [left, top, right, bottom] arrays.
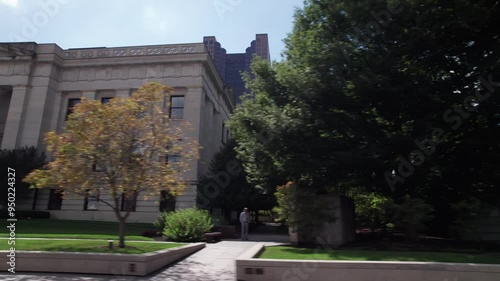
[[203, 34, 270, 103]]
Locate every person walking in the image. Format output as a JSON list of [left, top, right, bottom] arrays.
[[240, 207, 249, 241]]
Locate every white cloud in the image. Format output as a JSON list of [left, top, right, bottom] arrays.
[[0, 0, 18, 7], [142, 6, 173, 36]]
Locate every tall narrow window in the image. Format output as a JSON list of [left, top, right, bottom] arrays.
[[121, 192, 137, 212], [84, 190, 99, 211], [169, 96, 185, 119], [66, 98, 81, 120], [166, 141, 181, 169], [159, 190, 176, 212], [48, 189, 63, 210]]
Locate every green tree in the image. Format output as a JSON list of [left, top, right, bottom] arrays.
[[197, 139, 275, 222], [0, 147, 46, 210], [230, 0, 500, 238], [24, 82, 198, 248], [348, 190, 394, 230]]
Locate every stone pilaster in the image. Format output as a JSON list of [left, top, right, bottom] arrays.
[[1, 86, 29, 149]]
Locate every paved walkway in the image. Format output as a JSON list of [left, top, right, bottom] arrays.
[[0, 236, 287, 281]]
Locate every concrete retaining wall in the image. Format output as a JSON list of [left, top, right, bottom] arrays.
[[236, 244, 500, 281], [0, 242, 204, 276]]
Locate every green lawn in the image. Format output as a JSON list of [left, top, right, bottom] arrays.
[[0, 239, 183, 254], [259, 246, 500, 264], [0, 219, 156, 241]]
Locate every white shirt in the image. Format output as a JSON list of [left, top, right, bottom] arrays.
[[239, 211, 249, 223]]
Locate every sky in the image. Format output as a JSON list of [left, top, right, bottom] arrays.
[[0, 0, 304, 61]]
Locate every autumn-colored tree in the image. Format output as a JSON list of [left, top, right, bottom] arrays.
[[24, 82, 197, 248]]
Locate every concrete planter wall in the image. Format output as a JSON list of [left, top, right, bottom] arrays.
[[236, 244, 500, 281], [0, 242, 204, 276]]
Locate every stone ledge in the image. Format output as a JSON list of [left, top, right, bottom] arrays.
[[0, 242, 205, 276], [236, 244, 500, 281]]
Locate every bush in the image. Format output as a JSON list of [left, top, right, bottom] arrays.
[[154, 212, 169, 235], [350, 192, 395, 229], [391, 196, 434, 239], [161, 207, 213, 242], [274, 182, 332, 242]]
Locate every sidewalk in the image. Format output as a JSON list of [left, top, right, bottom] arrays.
[[0, 237, 288, 281]]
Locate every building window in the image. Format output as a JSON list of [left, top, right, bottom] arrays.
[[169, 96, 185, 119], [159, 190, 176, 212], [101, 97, 113, 104], [166, 141, 182, 168], [66, 98, 81, 120], [48, 189, 63, 210], [84, 190, 99, 211], [167, 154, 182, 164], [121, 192, 137, 212]]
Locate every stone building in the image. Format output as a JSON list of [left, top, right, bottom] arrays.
[[0, 42, 234, 222]]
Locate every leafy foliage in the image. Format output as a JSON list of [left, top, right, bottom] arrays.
[[391, 196, 434, 239], [229, 0, 500, 238], [23, 82, 198, 247], [348, 190, 394, 229], [154, 211, 169, 236], [161, 207, 213, 242], [274, 182, 332, 240], [197, 139, 275, 220]]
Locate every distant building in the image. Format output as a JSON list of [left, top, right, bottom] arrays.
[[0, 42, 233, 222], [204, 34, 270, 103]]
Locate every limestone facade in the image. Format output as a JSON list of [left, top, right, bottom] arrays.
[[0, 42, 234, 222]]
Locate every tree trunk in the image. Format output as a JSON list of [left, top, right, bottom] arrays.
[[118, 217, 126, 248]]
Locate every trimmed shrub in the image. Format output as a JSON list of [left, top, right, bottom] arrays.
[[161, 207, 213, 242], [154, 211, 168, 235]]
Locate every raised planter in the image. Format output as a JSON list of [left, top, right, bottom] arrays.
[[0, 242, 204, 276], [236, 244, 500, 281]]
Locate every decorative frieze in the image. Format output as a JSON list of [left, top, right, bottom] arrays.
[[80, 51, 94, 58], [113, 49, 127, 57], [64, 52, 78, 59], [62, 44, 203, 60], [130, 49, 144, 56], [165, 47, 179, 54]]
